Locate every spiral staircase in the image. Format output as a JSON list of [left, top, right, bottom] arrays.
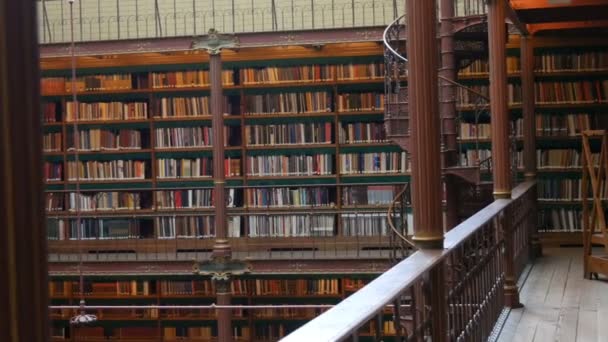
[[385, 14, 495, 264], [382, 12, 499, 338]]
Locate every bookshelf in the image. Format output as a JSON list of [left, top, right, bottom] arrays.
[[41, 47, 414, 248], [458, 39, 608, 244], [48, 274, 396, 342]]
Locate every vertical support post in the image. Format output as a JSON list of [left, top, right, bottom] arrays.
[[215, 279, 232, 342], [407, 0, 444, 249], [116, 0, 120, 39], [521, 36, 542, 258], [407, 0, 445, 335], [210, 51, 232, 342], [0, 0, 49, 340], [501, 210, 522, 308], [488, 0, 511, 199], [429, 262, 447, 341], [521, 36, 536, 181], [440, 0, 459, 230]]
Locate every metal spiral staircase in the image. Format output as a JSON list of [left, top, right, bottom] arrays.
[[384, 14, 496, 264], [382, 13, 500, 338]]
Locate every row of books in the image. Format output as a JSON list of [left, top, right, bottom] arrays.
[[537, 149, 586, 169], [339, 152, 409, 174], [247, 214, 335, 237], [155, 216, 216, 239], [460, 113, 595, 140], [47, 213, 414, 238], [534, 113, 591, 137], [52, 219, 138, 240], [240, 65, 334, 84], [155, 126, 218, 149], [41, 75, 142, 94], [336, 62, 384, 80], [457, 52, 608, 75], [155, 189, 214, 209], [152, 96, 212, 117], [158, 279, 243, 296], [339, 122, 387, 144], [538, 178, 607, 201], [68, 129, 143, 151], [459, 122, 492, 140], [66, 160, 146, 180], [41, 63, 385, 94], [245, 122, 333, 146], [67, 192, 142, 211], [50, 278, 370, 297], [341, 213, 389, 237], [253, 307, 327, 318], [535, 52, 608, 72], [43, 132, 62, 152], [46, 122, 386, 150], [45, 187, 401, 213], [43, 103, 59, 123], [157, 158, 241, 178], [245, 154, 333, 176], [244, 187, 333, 208], [244, 92, 330, 115], [534, 80, 608, 104], [163, 327, 215, 339], [458, 148, 602, 170], [538, 208, 582, 232], [458, 57, 520, 75], [456, 84, 522, 105], [336, 93, 384, 112], [253, 279, 340, 296], [341, 185, 395, 206], [44, 162, 62, 181], [65, 101, 148, 121], [151, 70, 234, 88]]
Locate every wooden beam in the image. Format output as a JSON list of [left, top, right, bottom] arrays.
[[511, 0, 608, 10], [505, 0, 530, 35], [529, 20, 608, 33]]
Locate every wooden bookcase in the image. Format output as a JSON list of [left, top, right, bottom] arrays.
[[457, 35, 608, 246], [49, 274, 394, 341]]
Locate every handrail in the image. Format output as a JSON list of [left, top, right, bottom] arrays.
[[382, 14, 490, 102], [386, 183, 416, 249], [282, 181, 536, 341]]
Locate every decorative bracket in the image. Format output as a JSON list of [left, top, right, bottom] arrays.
[[191, 28, 240, 55]]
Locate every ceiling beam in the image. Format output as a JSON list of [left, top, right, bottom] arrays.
[[505, 0, 530, 35], [528, 20, 608, 34], [510, 0, 608, 10]]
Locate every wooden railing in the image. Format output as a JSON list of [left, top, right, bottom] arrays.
[[282, 181, 536, 341]]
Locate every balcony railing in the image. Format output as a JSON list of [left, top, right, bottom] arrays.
[[283, 181, 536, 341], [37, 0, 404, 44]]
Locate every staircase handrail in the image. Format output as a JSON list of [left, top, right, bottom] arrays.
[[383, 14, 490, 103], [387, 183, 416, 249]]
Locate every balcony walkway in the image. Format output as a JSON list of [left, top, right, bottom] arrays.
[[497, 248, 608, 342]]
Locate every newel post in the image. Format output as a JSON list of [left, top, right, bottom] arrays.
[[501, 206, 523, 308]]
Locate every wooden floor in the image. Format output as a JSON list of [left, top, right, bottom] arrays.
[[497, 248, 608, 342]]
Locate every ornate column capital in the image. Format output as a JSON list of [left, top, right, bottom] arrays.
[[192, 28, 239, 55]]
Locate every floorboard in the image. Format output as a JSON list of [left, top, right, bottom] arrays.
[[498, 248, 608, 342]]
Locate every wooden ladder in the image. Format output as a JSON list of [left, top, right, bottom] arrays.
[[582, 130, 608, 279]]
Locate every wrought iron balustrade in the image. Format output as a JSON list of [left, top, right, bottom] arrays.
[[282, 181, 536, 341]]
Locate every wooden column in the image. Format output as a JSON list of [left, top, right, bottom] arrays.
[[407, 0, 446, 337], [488, 0, 511, 199], [521, 36, 542, 258], [440, 0, 459, 230], [210, 52, 232, 342], [408, 0, 444, 249], [0, 0, 49, 341], [521, 36, 536, 181]]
